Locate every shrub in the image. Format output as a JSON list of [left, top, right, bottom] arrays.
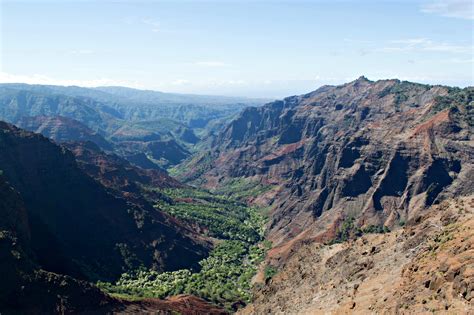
[[264, 265, 277, 281], [98, 186, 269, 311]]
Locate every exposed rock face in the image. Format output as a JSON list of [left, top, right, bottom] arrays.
[[64, 141, 183, 212], [186, 78, 473, 249], [65, 141, 182, 192], [0, 122, 209, 282], [0, 176, 223, 314], [0, 174, 117, 313], [16, 115, 113, 150], [239, 196, 474, 314], [118, 295, 227, 314], [119, 138, 191, 168]]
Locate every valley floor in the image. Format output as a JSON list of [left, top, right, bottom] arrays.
[[98, 186, 269, 313]]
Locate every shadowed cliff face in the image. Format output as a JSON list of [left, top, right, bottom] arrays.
[[0, 175, 223, 314], [183, 77, 474, 247], [64, 141, 182, 192], [0, 122, 209, 282], [16, 115, 113, 151], [64, 141, 183, 213], [0, 175, 117, 313]]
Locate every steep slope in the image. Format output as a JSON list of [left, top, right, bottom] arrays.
[[64, 141, 182, 208], [0, 121, 209, 282], [16, 115, 113, 150], [65, 141, 181, 188], [240, 196, 474, 314], [0, 86, 122, 133], [0, 175, 117, 313], [113, 138, 191, 168], [0, 175, 225, 314], [0, 83, 268, 130], [94, 85, 269, 126], [183, 77, 473, 250], [0, 84, 263, 168]]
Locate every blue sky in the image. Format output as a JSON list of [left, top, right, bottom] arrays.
[[1, 0, 473, 98]]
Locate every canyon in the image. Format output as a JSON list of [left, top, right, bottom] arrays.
[[0, 78, 472, 313]]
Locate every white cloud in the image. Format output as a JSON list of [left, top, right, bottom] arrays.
[[142, 18, 160, 32], [0, 72, 143, 88], [194, 61, 228, 67], [381, 38, 472, 53], [421, 0, 474, 20]]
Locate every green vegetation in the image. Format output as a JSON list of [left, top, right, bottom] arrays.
[[168, 151, 216, 182], [212, 177, 273, 200], [431, 87, 467, 112], [264, 265, 278, 281], [98, 186, 269, 311], [156, 188, 266, 241], [361, 224, 390, 234], [427, 224, 456, 255], [377, 81, 431, 109], [328, 217, 390, 244], [98, 241, 266, 309], [432, 88, 474, 126]]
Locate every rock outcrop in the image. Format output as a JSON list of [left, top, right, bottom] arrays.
[[239, 196, 474, 314], [184, 78, 473, 250]]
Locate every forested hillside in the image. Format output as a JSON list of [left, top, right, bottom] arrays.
[[0, 84, 269, 168]]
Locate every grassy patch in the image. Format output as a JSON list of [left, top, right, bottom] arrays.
[[327, 217, 390, 245], [212, 177, 273, 201], [169, 151, 216, 182]]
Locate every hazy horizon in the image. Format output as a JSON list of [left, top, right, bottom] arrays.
[[1, 74, 472, 101], [1, 0, 473, 98]]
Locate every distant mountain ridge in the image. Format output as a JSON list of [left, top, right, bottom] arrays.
[[1, 83, 269, 105], [0, 83, 270, 168], [0, 83, 270, 124]]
